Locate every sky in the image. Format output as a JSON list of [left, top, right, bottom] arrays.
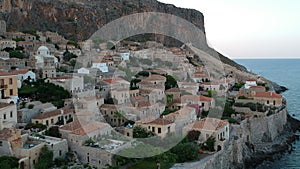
[[158, 0, 300, 59]]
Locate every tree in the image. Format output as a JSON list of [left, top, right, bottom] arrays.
[[19, 80, 71, 108], [45, 126, 61, 138], [205, 136, 216, 152], [170, 142, 198, 162], [34, 146, 54, 169], [165, 75, 178, 90], [0, 156, 19, 169], [133, 126, 155, 138], [63, 51, 78, 62]]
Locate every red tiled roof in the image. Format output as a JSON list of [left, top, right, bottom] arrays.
[[102, 78, 127, 84], [187, 118, 229, 131], [166, 88, 180, 93], [60, 120, 89, 131], [50, 76, 73, 80], [71, 121, 110, 135], [146, 117, 173, 125], [200, 95, 213, 102], [0, 71, 18, 76], [9, 69, 30, 75], [143, 75, 166, 81], [253, 92, 282, 99], [33, 109, 74, 120]]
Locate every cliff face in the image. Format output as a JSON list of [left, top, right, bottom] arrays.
[[0, 0, 247, 71]]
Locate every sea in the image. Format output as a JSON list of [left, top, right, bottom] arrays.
[[235, 59, 300, 169]]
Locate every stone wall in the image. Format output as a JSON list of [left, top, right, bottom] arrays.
[[194, 108, 288, 169]]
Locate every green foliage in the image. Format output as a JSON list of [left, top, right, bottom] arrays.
[[63, 51, 78, 62], [34, 146, 54, 169], [54, 157, 67, 167], [233, 83, 244, 89], [238, 95, 249, 99], [221, 117, 237, 123], [204, 136, 215, 152], [130, 78, 141, 90], [9, 50, 26, 59], [45, 126, 61, 138], [133, 126, 155, 138], [223, 100, 236, 117], [22, 30, 40, 40], [0, 156, 19, 169], [207, 90, 217, 97], [165, 75, 178, 90], [54, 44, 60, 50], [104, 98, 118, 104], [160, 108, 177, 117], [139, 58, 152, 65], [67, 40, 80, 49], [19, 80, 71, 108], [12, 37, 25, 42], [170, 142, 199, 163], [137, 71, 150, 77], [25, 123, 47, 130], [28, 104, 34, 109]]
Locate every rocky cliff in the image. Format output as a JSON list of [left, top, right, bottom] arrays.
[[0, 0, 247, 71]]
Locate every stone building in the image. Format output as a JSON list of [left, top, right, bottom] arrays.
[[0, 102, 17, 130]]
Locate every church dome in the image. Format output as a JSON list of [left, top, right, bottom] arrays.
[[38, 46, 49, 52]]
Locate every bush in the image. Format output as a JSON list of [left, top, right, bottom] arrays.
[[34, 146, 54, 169], [28, 104, 34, 109], [45, 126, 61, 138], [0, 156, 19, 169], [133, 126, 155, 138], [170, 142, 199, 162], [205, 136, 215, 152]]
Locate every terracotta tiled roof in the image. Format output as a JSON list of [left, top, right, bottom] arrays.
[[146, 117, 173, 125], [246, 79, 256, 82], [100, 104, 118, 110], [186, 118, 229, 131], [143, 75, 166, 81], [0, 71, 18, 76], [137, 101, 152, 107], [33, 109, 74, 120], [200, 95, 213, 102], [50, 76, 73, 80], [253, 92, 282, 99], [71, 121, 110, 135], [102, 78, 128, 84], [9, 69, 30, 75], [165, 88, 180, 93], [136, 116, 157, 124], [60, 120, 89, 131]]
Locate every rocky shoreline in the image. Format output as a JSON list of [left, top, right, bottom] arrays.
[[245, 113, 300, 169]]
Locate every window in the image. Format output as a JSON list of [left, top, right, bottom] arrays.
[[51, 119, 54, 124], [10, 111, 13, 118], [152, 127, 155, 132], [158, 128, 161, 134], [3, 114, 6, 120], [9, 89, 13, 95], [267, 100, 270, 104], [9, 78, 12, 84], [0, 141, 2, 146], [59, 150, 62, 156]]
